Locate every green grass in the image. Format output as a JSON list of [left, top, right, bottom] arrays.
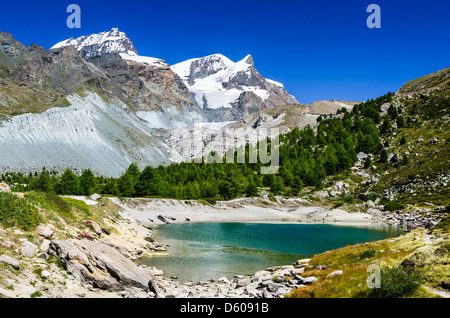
[[30, 291, 43, 298], [24, 192, 92, 225], [285, 226, 449, 298], [0, 192, 42, 231], [25, 192, 75, 220], [268, 196, 278, 203]]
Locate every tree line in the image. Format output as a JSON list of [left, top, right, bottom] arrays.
[[2, 92, 395, 201]]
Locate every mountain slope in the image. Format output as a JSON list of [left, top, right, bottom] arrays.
[[0, 92, 184, 177]]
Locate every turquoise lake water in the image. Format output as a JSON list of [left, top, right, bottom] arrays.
[[138, 222, 403, 283]]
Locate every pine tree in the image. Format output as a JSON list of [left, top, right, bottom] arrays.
[[117, 173, 135, 197], [364, 157, 372, 169], [380, 118, 392, 134], [79, 169, 96, 195], [270, 175, 285, 195], [379, 149, 388, 163], [57, 169, 81, 195], [400, 135, 407, 145]]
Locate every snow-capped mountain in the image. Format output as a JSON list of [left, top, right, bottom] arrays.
[[171, 54, 298, 111], [0, 28, 303, 176], [51, 29, 298, 114], [51, 28, 167, 68], [51, 28, 137, 57]]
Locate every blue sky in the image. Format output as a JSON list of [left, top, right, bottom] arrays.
[[1, 0, 449, 104]]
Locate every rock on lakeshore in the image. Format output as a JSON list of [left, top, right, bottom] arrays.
[[49, 239, 153, 292]]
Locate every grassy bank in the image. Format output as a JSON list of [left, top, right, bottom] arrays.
[[285, 216, 450, 298]]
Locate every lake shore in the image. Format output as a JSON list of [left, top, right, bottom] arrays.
[[109, 196, 380, 228], [4, 194, 442, 299]]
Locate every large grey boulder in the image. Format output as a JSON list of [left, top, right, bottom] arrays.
[[267, 282, 285, 293], [37, 224, 54, 239], [0, 254, 20, 270], [84, 220, 102, 236], [49, 239, 152, 292], [21, 241, 38, 258]]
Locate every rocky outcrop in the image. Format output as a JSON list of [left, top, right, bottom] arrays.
[[0, 183, 11, 193], [48, 239, 153, 292], [382, 173, 450, 201]]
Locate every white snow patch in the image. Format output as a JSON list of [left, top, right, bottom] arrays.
[[266, 79, 284, 88], [119, 53, 167, 68]]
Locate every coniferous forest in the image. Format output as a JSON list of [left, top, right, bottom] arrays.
[[2, 93, 396, 202]]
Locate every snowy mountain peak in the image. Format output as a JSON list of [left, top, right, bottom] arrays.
[[171, 53, 298, 111], [243, 54, 254, 65], [51, 28, 169, 68], [51, 28, 138, 58]]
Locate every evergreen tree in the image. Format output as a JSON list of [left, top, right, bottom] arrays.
[[57, 169, 81, 195], [400, 135, 407, 145], [379, 149, 388, 163], [102, 178, 119, 196], [246, 179, 259, 197], [364, 157, 372, 169], [79, 169, 96, 195], [270, 175, 285, 195], [397, 116, 405, 128], [380, 118, 392, 134], [117, 173, 135, 197]]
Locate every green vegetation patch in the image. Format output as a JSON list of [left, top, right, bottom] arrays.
[[0, 192, 42, 231], [370, 266, 422, 298]]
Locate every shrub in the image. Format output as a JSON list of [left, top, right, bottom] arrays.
[[371, 266, 422, 298], [268, 196, 278, 203], [400, 136, 407, 145], [204, 198, 217, 205], [384, 201, 405, 211], [360, 247, 376, 259], [0, 192, 42, 231], [364, 192, 382, 202], [30, 291, 43, 298], [363, 157, 372, 169], [343, 194, 354, 204], [333, 202, 344, 209]]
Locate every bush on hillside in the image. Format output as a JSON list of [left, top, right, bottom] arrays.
[[384, 201, 405, 212], [371, 266, 422, 298], [360, 247, 377, 259]]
